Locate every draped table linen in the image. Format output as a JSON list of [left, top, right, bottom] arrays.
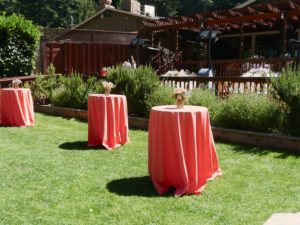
[[88, 94, 129, 150], [148, 105, 221, 196], [0, 88, 35, 126]]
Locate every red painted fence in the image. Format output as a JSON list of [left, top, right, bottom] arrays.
[[43, 41, 131, 75]]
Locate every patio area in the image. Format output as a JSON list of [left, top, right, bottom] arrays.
[[0, 113, 299, 225]]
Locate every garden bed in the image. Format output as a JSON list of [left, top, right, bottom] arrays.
[[34, 104, 300, 152]]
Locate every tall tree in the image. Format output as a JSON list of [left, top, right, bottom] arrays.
[[1, 0, 97, 28], [211, 0, 243, 10], [77, 0, 97, 26], [0, 0, 19, 15], [178, 0, 212, 15]]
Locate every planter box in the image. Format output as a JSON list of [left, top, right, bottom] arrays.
[[35, 104, 88, 121], [34, 104, 149, 129], [34, 104, 300, 152], [212, 127, 300, 152]]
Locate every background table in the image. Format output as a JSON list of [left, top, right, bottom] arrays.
[[148, 105, 221, 196], [0, 88, 35, 126], [88, 94, 129, 150]]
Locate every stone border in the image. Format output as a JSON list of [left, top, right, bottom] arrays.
[[34, 104, 300, 152]]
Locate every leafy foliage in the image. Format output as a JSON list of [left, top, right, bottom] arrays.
[[271, 67, 300, 136], [25, 64, 61, 104], [0, 0, 96, 28], [188, 88, 220, 122], [0, 13, 40, 77], [145, 85, 175, 117], [52, 72, 103, 110], [107, 65, 160, 117], [178, 0, 211, 15], [214, 94, 282, 133], [27, 65, 103, 109]]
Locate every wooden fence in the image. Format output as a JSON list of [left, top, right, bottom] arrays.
[[159, 76, 272, 96], [43, 41, 131, 75], [175, 58, 290, 76], [1, 74, 273, 97]]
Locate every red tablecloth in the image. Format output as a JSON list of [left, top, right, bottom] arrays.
[[148, 105, 221, 196], [0, 88, 34, 127], [88, 94, 129, 150]]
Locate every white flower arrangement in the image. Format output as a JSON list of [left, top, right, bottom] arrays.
[[12, 79, 22, 88], [102, 81, 115, 95], [102, 81, 115, 89], [172, 88, 187, 100]]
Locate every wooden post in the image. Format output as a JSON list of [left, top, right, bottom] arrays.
[[251, 34, 256, 55], [151, 32, 155, 47], [239, 23, 244, 59], [175, 30, 179, 55], [204, 42, 208, 67], [282, 13, 288, 55]]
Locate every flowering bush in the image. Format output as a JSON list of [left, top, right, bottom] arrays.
[[51, 72, 103, 110], [145, 85, 175, 117], [188, 88, 220, 122], [214, 93, 282, 133], [107, 65, 160, 117], [271, 66, 300, 135]]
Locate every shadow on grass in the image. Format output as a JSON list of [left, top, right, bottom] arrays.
[[106, 176, 173, 197], [59, 141, 107, 151], [219, 141, 300, 159]]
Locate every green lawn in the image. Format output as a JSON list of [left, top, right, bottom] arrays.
[[0, 113, 299, 225]]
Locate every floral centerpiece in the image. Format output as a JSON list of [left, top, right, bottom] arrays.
[[102, 81, 115, 95], [11, 79, 22, 88], [172, 88, 187, 109]]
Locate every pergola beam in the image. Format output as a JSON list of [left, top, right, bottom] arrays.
[[205, 12, 280, 26], [140, 12, 282, 33], [141, 1, 300, 33]]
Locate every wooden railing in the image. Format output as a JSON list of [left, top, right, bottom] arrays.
[[175, 58, 291, 76], [0, 75, 39, 88], [1, 75, 273, 97], [159, 76, 272, 96], [0, 75, 62, 88]]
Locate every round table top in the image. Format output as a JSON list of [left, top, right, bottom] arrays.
[[151, 105, 208, 113], [1, 88, 30, 91], [88, 94, 125, 98]]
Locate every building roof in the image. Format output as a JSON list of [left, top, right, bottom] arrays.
[[72, 6, 157, 30]]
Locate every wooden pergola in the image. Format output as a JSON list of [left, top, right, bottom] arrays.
[[139, 0, 300, 74], [142, 1, 300, 31]]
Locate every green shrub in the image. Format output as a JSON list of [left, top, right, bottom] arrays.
[[188, 88, 220, 122], [25, 64, 60, 104], [0, 13, 40, 77], [107, 65, 160, 117], [52, 72, 103, 110], [145, 85, 175, 117], [214, 94, 282, 133], [271, 67, 300, 136]]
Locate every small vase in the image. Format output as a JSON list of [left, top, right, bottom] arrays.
[[104, 87, 111, 96], [12, 84, 20, 88], [176, 98, 185, 109]]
